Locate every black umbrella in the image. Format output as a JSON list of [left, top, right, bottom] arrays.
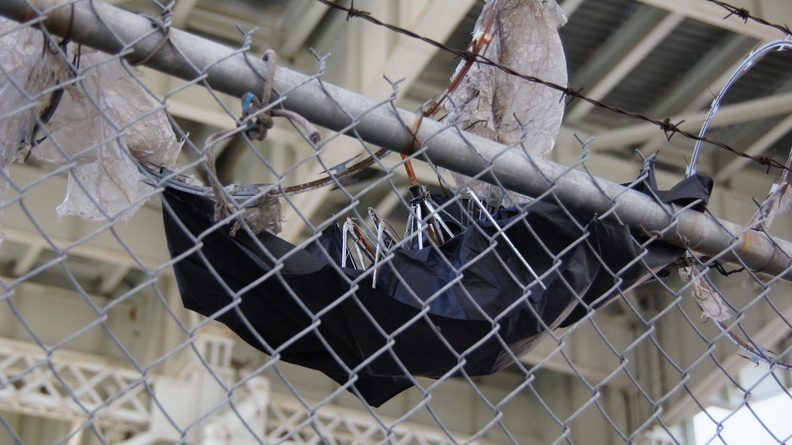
[[160, 163, 712, 407]]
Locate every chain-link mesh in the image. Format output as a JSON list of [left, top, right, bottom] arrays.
[[1, 1, 791, 444]]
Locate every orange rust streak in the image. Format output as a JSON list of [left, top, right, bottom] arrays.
[[421, 0, 499, 119], [735, 230, 775, 273], [401, 0, 499, 181], [23, 2, 36, 21], [426, 223, 441, 245], [399, 115, 426, 185], [401, 155, 419, 186], [351, 223, 375, 258], [402, 0, 500, 184]]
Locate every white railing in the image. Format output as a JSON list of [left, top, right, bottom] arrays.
[[266, 393, 490, 445], [0, 335, 484, 444], [0, 337, 150, 429]]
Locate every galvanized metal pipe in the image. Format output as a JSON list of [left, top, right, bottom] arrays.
[[2, 0, 791, 280]]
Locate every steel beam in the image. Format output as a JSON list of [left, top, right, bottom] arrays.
[[363, 0, 479, 99], [638, 0, 789, 41], [715, 113, 792, 182], [171, 0, 199, 28], [279, 0, 334, 58], [590, 91, 792, 149], [566, 11, 685, 123], [568, 6, 668, 97], [645, 34, 758, 119]]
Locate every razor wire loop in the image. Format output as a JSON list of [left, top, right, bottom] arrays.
[[681, 36, 792, 368], [9, 0, 792, 282], [183, 45, 388, 200], [716, 318, 792, 371], [687, 37, 792, 177]]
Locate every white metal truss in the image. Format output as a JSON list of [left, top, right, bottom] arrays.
[[265, 393, 490, 445], [0, 332, 491, 444], [0, 337, 150, 431]]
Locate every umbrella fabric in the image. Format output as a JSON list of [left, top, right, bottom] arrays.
[[161, 171, 711, 407]]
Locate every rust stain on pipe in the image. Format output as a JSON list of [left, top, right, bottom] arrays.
[[23, 4, 35, 22], [400, 115, 424, 156], [19, 0, 72, 38], [734, 229, 782, 274], [399, 115, 425, 186]]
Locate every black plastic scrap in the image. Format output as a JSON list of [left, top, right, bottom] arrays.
[[161, 163, 712, 407]]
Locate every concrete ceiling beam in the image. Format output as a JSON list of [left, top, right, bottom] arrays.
[[638, 0, 790, 41], [566, 10, 685, 123], [715, 112, 792, 182], [588, 91, 792, 149], [279, 0, 335, 58]]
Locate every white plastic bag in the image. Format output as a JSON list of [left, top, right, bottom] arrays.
[[445, 0, 568, 206], [0, 18, 72, 245], [0, 18, 70, 162], [32, 50, 181, 221], [0, 16, 182, 224]]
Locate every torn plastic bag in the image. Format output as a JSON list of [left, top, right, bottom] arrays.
[[30, 50, 181, 221], [445, 0, 567, 206], [0, 18, 71, 161], [161, 163, 712, 407], [0, 18, 71, 244], [0, 17, 181, 223]]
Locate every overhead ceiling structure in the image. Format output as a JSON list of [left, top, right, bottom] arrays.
[[2, 1, 792, 444]]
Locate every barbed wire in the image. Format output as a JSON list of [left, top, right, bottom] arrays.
[[706, 0, 792, 37], [314, 0, 792, 173]]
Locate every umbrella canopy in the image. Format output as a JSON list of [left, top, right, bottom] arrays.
[[161, 167, 712, 407]]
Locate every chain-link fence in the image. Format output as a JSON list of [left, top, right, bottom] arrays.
[[1, 0, 791, 444]]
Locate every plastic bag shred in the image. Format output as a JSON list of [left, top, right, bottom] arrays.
[[0, 17, 181, 227]]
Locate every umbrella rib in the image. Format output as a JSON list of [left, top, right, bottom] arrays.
[[466, 189, 547, 290]]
